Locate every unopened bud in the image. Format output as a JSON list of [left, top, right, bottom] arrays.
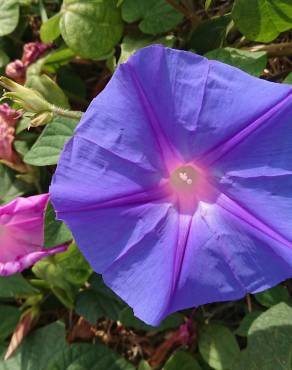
[[0, 77, 52, 114], [22, 42, 53, 66], [5, 60, 26, 84]]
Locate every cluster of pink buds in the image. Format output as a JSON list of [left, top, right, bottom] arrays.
[[5, 42, 53, 84], [0, 103, 26, 172]]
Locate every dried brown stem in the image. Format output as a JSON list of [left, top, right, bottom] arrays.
[[242, 42, 292, 57], [246, 294, 253, 313]]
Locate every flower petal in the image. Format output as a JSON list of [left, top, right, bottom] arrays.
[[0, 193, 69, 276], [127, 45, 292, 162], [56, 198, 178, 325], [212, 99, 292, 241], [167, 195, 292, 315], [51, 135, 166, 213], [74, 59, 169, 173], [0, 194, 49, 263]]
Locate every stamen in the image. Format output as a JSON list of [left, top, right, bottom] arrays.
[[170, 165, 199, 193], [179, 172, 193, 185]]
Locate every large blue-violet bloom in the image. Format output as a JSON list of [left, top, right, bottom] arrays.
[[50, 45, 292, 325]]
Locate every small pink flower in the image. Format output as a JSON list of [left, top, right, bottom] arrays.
[[0, 103, 22, 125], [22, 42, 53, 66], [0, 194, 68, 276], [5, 60, 26, 84], [0, 103, 23, 167], [6, 42, 53, 84]]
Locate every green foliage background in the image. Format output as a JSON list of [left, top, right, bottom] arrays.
[[0, 0, 292, 369]]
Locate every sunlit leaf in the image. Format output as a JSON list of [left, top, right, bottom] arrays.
[[235, 303, 292, 370], [0, 0, 19, 37], [232, 0, 292, 42], [24, 116, 78, 166], [199, 324, 240, 370], [59, 0, 123, 59], [205, 47, 267, 76], [40, 13, 62, 43]]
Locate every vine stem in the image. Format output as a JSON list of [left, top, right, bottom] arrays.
[[246, 294, 253, 313]]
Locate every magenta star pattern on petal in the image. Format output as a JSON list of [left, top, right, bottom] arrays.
[[50, 46, 292, 325], [0, 194, 68, 276]]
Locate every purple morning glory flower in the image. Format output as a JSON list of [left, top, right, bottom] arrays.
[[50, 45, 292, 325]]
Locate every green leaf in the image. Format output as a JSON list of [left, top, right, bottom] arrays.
[[0, 164, 30, 205], [26, 63, 70, 109], [32, 243, 91, 308], [43, 47, 76, 73], [47, 342, 135, 370], [0, 305, 21, 342], [0, 322, 134, 370], [199, 324, 240, 370], [75, 274, 125, 324], [283, 72, 292, 84], [59, 0, 124, 59], [40, 12, 62, 43], [188, 15, 231, 55], [16, 117, 31, 134], [205, 48, 267, 76], [163, 351, 202, 370], [235, 303, 292, 370], [0, 50, 9, 68], [0, 322, 67, 370], [254, 285, 290, 308], [14, 130, 38, 156], [232, 0, 292, 43], [0, 343, 8, 359], [119, 308, 184, 332], [235, 311, 262, 337], [119, 35, 175, 64], [0, 349, 21, 369], [24, 116, 78, 166], [44, 201, 72, 248], [205, 0, 213, 10], [0, 0, 19, 37], [138, 360, 152, 370], [0, 274, 37, 298], [121, 0, 183, 35]]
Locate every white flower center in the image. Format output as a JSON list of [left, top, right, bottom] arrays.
[[179, 172, 193, 185]]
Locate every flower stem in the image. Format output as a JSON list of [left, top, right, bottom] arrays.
[[242, 41, 292, 57], [52, 106, 83, 120]]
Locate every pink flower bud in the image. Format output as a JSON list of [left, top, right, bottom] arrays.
[[5, 60, 26, 84], [0, 103, 22, 166], [22, 42, 53, 66], [0, 194, 68, 276]]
